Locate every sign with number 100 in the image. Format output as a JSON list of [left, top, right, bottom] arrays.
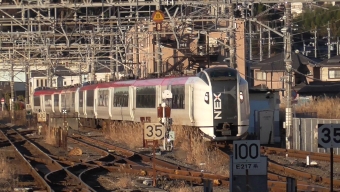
[[318, 124, 340, 148], [233, 140, 261, 163]]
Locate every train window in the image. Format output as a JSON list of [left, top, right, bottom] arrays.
[[208, 69, 237, 80], [45, 95, 51, 107], [36, 79, 39, 87], [199, 73, 209, 85], [98, 90, 109, 107], [113, 88, 128, 107], [87, 90, 94, 107], [60, 93, 66, 109], [54, 94, 59, 107], [171, 85, 185, 109], [79, 91, 84, 107], [136, 86, 156, 108], [34, 96, 40, 106]]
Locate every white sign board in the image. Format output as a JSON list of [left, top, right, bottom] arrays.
[[37, 112, 47, 122], [233, 140, 261, 163], [169, 131, 175, 141], [144, 123, 165, 140], [318, 124, 340, 148], [232, 156, 267, 175]]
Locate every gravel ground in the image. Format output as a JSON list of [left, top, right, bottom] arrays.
[[96, 172, 229, 192], [268, 154, 340, 180]]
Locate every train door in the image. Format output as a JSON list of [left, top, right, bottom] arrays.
[[188, 84, 194, 123], [129, 86, 135, 121], [41, 95, 45, 112]]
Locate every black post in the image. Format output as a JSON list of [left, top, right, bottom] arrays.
[[331, 147, 334, 192]]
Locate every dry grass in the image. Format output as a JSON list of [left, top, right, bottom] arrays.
[[170, 186, 203, 192], [281, 97, 340, 119], [44, 125, 56, 145], [111, 176, 134, 189], [0, 152, 18, 190], [105, 121, 143, 149], [172, 125, 229, 175], [106, 121, 229, 176]]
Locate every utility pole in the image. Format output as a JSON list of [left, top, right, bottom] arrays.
[[259, 26, 263, 61], [25, 62, 29, 104], [337, 37, 339, 55], [328, 22, 331, 59], [229, 1, 235, 68], [10, 54, 14, 124], [314, 28, 317, 58], [249, 7, 253, 60], [155, 2, 162, 77], [156, 25, 162, 77], [283, 2, 293, 149], [268, 30, 271, 58], [90, 31, 95, 82]]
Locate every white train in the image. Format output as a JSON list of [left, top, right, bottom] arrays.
[[33, 67, 250, 141]]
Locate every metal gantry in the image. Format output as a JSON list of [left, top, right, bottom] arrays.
[[0, 0, 338, 145]]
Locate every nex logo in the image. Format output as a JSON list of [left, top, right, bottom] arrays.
[[213, 93, 222, 119]]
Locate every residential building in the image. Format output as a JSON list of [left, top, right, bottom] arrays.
[[250, 50, 320, 97]]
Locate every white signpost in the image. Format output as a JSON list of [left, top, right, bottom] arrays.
[[318, 124, 340, 192], [230, 140, 268, 192], [144, 123, 165, 187], [1, 98, 4, 111]]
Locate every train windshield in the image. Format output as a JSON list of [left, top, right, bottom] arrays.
[[208, 68, 237, 81]]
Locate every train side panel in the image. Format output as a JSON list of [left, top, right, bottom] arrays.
[[78, 90, 85, 118], [96, 88, 110, 119], [44, 94, 53, 114], [85, 90, 95, 118], [111, 87, 130, 120]]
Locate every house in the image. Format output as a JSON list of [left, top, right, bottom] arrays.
[[312, 55, 340, 81], [293, 55, 340, 98], [250, 50, 320, 97]]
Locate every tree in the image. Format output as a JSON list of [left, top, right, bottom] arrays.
[[294, 6, 340, 36]]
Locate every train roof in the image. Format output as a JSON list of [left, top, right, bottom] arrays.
[[79, 76, 191, 91]]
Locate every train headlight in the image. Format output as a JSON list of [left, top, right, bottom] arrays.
[[204, 92, 209, 104], [240, 91, 244, 103]]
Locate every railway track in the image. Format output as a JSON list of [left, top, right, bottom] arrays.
[[222, 144, 340, 191], [70, 131, 334, 191], [0, 124, 102, 192], [69, 132, 230, 187]]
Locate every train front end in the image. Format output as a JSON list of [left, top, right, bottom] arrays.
[[204, 67, 250, 141]]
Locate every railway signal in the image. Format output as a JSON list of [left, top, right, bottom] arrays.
[[318, 124, 340, 192], [230, 140, 268, 192]]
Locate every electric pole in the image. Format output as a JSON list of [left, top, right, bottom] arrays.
[[91, 31, 96, 82], [259, 26, 263, 61], [337, 37, 339, 55], [229, 1, 235, 69], [156, 3, 162, 77], [25, 62, 29, 104], [249, 21, 252, 60], [314, 28, 317, 58], [10, 55, 14, 124], [268, 30, 271, 58], [328, 22, 331, 59], [284, 2, 293, 149]]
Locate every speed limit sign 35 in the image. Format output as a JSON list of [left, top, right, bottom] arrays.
[[144, 123, 165, 140], [318, 124, 340, 148]]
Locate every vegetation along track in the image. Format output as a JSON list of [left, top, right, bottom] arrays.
[[221, 145, 338, 191], [69, 132, 231, 187], [0, 124, 96, 192]]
